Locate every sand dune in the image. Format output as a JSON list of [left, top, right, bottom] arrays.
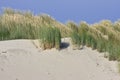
[[0, 38, 120, 80]]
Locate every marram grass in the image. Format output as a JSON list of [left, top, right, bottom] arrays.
[[0, 8, 62, 49], [39, 26, 61, 50], [70, 20, 120, 61], [1, 8, 120, 60]]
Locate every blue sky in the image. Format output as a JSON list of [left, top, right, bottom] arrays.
[[0, 0, 120, 23]]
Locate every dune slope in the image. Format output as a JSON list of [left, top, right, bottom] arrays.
[[0, 38, 120, 80]]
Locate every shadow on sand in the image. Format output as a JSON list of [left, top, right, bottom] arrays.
[[60, 42, 70, 50]]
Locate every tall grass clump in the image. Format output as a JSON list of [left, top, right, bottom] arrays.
[[78, 22, 89, 45], [66, 21, 78, 32], [39, 26, 61, 50], [0, 16, 10, 40], [70, 21, 120, 60], [54, 28, 61, 49], [9, 23, 37, 39], [0, 8, 62, 50], [114, 21, 120, 32], [71, 31, 81, 49], [85, 32, 97, 49], [0, 8, 70, 39], [0, 23, 10, 40], [71, 22, 108, 52]]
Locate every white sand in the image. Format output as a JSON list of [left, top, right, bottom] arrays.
[[0, 38, 120, 80]]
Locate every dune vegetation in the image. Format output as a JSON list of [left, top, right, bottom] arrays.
[[70, 20, 120, 61], [0, 8, 120, 62], [38, 26, 61, 50], [0, 8, 71, 49]]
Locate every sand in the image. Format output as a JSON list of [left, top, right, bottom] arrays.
[[0, 38, 120, 80]]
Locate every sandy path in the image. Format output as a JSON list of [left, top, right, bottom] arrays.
[[0, 39, 120, 80]]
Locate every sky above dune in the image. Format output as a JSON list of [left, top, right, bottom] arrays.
[[0, 0, 120, 23]]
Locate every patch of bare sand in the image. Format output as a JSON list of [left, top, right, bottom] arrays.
[[0, 39, 120, 80]]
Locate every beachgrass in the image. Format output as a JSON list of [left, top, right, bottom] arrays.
[[70, 20, 120, 61], [0, 8, 120, 60]]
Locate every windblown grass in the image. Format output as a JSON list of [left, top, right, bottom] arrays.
[[39, 26, 61, 50], [0, 8, 70, 38], [66, 21, 78, 32], [0, 8, 120, 59], [0, 8, 63, 49], [71, 31, 81, 49], [70, 20, 120, 61]]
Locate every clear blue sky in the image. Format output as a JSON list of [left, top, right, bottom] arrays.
[[0, 0, 120, 23]]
